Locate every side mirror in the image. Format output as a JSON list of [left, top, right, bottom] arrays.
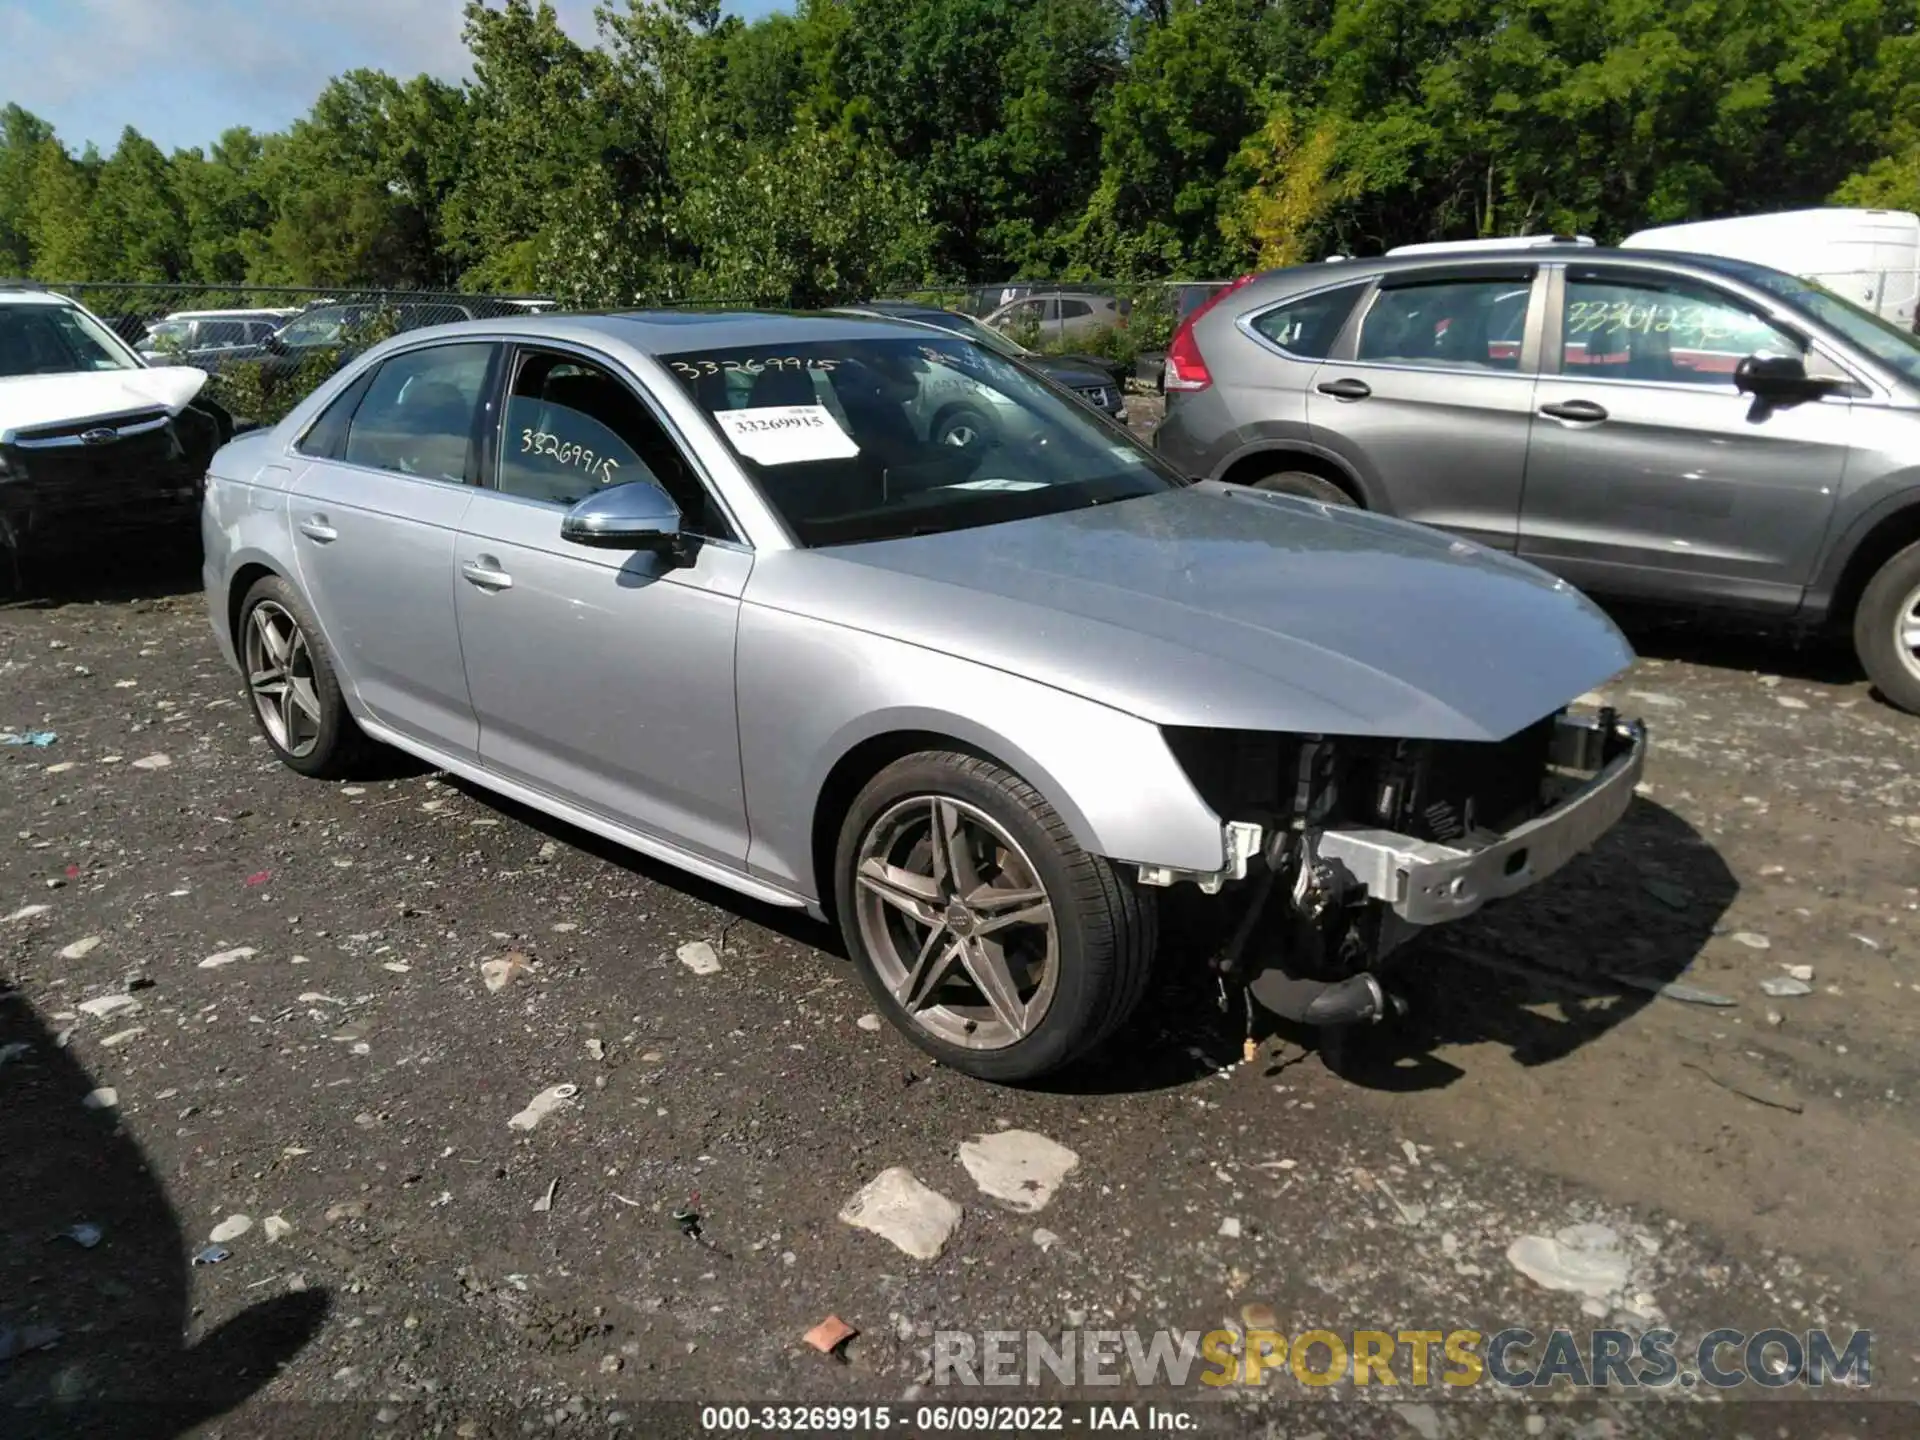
[[1734, 351, 1835, 400], [560, 478, 688, 558]]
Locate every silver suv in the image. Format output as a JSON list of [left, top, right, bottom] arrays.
[[1152, 246, 1920, 714]]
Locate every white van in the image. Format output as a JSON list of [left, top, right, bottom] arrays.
[[1624, 208, 1920, 329]]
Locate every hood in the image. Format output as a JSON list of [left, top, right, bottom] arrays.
[[1028, 355, 1119, 389], [0, 367, 208, 440], [751, 482, 1634, 741]]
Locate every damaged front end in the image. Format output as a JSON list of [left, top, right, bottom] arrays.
[[1143, 708, 1647, 1028], [0, 396, 229, 583]]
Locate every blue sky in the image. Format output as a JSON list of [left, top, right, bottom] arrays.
[[1, 0, 785, 155]]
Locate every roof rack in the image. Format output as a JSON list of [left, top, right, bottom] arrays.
[[0, 278, 49, 291], [1385, 234, 1596, 256]]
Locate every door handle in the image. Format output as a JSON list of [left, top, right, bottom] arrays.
[[1316, 378, 1372, 400], [1539, 399, 1609, 423], [462, 558, 514, 591], [297, 514, 338, 543]]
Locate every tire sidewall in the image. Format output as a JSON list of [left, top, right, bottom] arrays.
[[238, 575, 357, 777], [929, 403, 996, 452], [1253, 470, 1355, 507], [834, 754, 1103, 1082], [1854, 540, 1920, 714]]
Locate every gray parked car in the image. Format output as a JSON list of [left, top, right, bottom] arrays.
[[202, 311, 1644, 1080], [1153, 246, 1920, 714], [986, 290, 1129, 343]]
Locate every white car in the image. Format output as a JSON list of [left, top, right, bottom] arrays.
[[1, 285, 231, 575]]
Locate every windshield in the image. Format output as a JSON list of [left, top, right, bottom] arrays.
[[0, 302, 139, 377], [276, 309, 356, 347], [143, 319, 191, 349], [1711, 258, 1920, 384], [663, 336, 1181, 547], [919, 311, 1029, 358]]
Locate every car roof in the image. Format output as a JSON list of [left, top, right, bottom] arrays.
[[1249, 244, 1801, 294], [837, 301, 953, 318], [0, 288, 80, 308], [364, 309, 971, 355]]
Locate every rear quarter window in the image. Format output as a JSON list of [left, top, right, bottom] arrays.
[[1248, 283, 1369, 359]]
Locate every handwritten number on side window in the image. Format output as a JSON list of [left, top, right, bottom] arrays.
[[1566, 298, 1739, 344], [519, 427, 620, 485]]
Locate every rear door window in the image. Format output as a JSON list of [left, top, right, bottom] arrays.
[[339, 342, 496, 483], [1356, 277, 1535, 372]]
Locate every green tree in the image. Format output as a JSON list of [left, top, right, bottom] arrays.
[[87, 128, 188, 282], [0, 105, 57, 275], [24, 142, 99, 280]]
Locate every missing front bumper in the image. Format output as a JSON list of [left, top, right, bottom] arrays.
[[1313, 712, 1646, 926]]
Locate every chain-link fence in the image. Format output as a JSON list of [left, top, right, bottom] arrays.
[[14, 277, 1234, 425]]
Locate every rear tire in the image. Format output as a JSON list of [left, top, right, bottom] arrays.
[[834, 750, 1156, 1083], [237, 574, 381, 779], [1853, 538, 1920, 715], [930, 403, 996, 452], [1250, 469, 1358, 507]]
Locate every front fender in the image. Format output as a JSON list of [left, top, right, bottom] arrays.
[[736, 604, 1227, 903], [1803, 469, 1920, 619]]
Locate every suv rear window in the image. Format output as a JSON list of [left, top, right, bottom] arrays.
[[1249, 283, 1368, 359]]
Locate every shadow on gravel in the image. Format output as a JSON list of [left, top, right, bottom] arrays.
[[1052, 796, 1738, 1098], [0, 980, 330, 1438], [0, 530, 204, 609], [439, 776, 844, 957], [1607, 605, 1866, 688]]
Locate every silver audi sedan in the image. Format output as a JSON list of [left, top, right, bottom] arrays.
[[202, 311, 1647, 1082]]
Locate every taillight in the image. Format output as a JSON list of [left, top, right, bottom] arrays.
[[1163, 273, 1258, 393]]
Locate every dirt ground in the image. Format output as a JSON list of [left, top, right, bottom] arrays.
[[4, 477, 1919, 1435]]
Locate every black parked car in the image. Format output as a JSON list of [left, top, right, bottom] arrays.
[[258, 301, 480, 382], [833, 302, 1128, 423]]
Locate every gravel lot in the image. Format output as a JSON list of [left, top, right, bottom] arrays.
[[4, 499, 1919, 1435]]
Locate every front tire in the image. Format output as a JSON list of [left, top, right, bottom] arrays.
[[237, 574, 380, 778], [1854, 538, 1920, 715], [834, 751, 1156, 1082]]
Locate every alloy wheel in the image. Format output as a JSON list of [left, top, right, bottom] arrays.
[[853, 795, 1059, 1050], [244, 600, 323, 759], [1901, 582, 1920, 685]]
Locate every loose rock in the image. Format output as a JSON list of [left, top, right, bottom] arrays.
[[58, 935, 102, 960], [1760, 976, 1812, 998], [1505, 1223, 1631, 1301], [199, 946, 258, 969], [507, 1083, 578, 1131], [838, 1167, 962, 1260], [480, 952, 530, 992], [677, 941, 721, 976], [957, 1130, 1080, 1214], [210, 1215, 253, 1243]]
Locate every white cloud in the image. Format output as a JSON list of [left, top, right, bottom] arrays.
[[0, 0, 606, 151]]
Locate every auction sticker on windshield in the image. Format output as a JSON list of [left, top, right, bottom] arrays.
[[713, 405, 860, 466]]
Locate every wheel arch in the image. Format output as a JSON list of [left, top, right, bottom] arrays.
[[226, 559, 284, 652], [1822, 499, 1920, 631], [806, 721, 1099, 923], [1214, 442, 1370, 507]]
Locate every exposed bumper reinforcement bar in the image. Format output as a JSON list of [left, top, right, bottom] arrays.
[[1315, 713, 1647, 927]]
